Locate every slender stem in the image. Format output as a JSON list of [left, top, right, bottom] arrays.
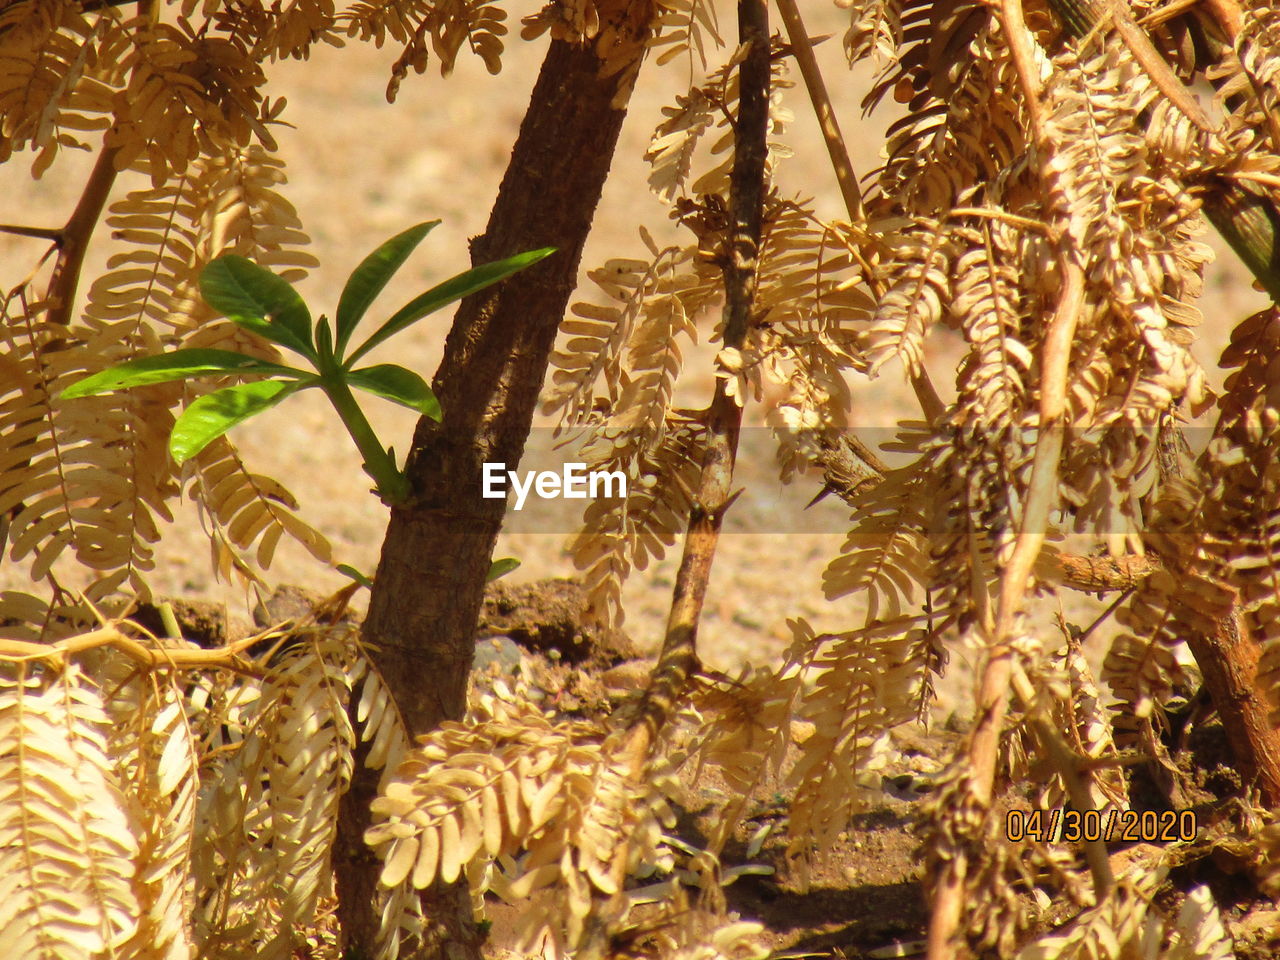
[[1014, 670, 1116, 894], [926, 5, 1077, 951], [1203, 0, 1243, 35], [999, 0, 1049, 143], [775, 0, 948, 423], [774, 0, 863, 219], [927, 260, 1085, 960], [157, 601, 181, 639], [1202, 180, 1280, 302], [0, 624, 265, 672], [322, 376, 409, 505]]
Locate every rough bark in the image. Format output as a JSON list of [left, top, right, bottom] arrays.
[[1186, 608, 1280, 807], [333, 5, 654, 956]]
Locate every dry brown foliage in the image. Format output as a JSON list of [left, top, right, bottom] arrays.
[[3, 0, 1280, 958]]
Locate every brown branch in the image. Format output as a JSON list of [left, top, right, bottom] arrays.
[[775, 0, 947, 424], [1201, 180, 1280, 302], [1102, 0, 1214, 132], [926, 242, 1085, 959], [46, 144, 120, 327], [1181, 607, 1280, 805], [337, 3, 657, 954], [1054, 552, 1163, 591], [774, 0, 862, 219], [616, 0, 770, 745], [1202, 0, 1244, 37], [576, 8, 772, 954], [0, 623, 268, 673], [1050, 0, 1225, 136]]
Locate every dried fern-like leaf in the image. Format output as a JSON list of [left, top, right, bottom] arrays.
[[787, 620, 924, 873], [252, 634, 355, 956], [547, 222, 719, 436], [188, 668, 265, 954], [1165, 885, 1235, 960], [822, 455, 931, 624], [925, 755, 1089, 958], [569, 419, 704, 628], [187, 436, 331, 591], [210, 0, 341, 61], [1107, 308, 1280, 727], [645, 41, 793, 203], [0, 0, 114, 176], [645, 0, 722, 71], [350, 650, 411, 784], [688, 659, 800, 807], [544, 242, 703, 428], [1016, 871, 1234, 960], [87, 145, 315, 340], [342, 0, 506, 93], [858, 0, 1024, 212], [2, 291, 178, 601], [950, 220, 1032, 431], [838, 0, 907, 64], [368, 686, 679, 954], [2, 142, 320, 603], [100, 16, 272, 184], [1042, 41, 1208, 420], [104, 660, 199, 960], [0, 662, 142, 958], [193, 628, 354, 959], [862, 219, 951, 380]]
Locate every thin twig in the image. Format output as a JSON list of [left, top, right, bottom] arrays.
[[1011, 666, 1116, 894], [1100, 0, 1216, 131], [0, 624, 268, 673], [774, 0, 863, 220], [775, 0, 946, 424], [1137, 0, 1200, 28], [0, 224, 63, 241], [1202, 0, 1243, 37], [618, 0, 770, 744], [949, 207, 1053, 234]]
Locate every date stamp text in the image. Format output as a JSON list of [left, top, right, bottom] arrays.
[[1005, 808, 1198, 844]]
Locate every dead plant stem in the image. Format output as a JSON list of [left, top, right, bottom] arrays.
[[774, 0, 862, 219], [925, 241, 1084, 958], [775, 0, 944, 423]]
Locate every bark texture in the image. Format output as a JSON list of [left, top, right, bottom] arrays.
[[334, 5, 653, 956]]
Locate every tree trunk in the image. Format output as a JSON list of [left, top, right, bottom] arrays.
[[334, 4, 653, 956]]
